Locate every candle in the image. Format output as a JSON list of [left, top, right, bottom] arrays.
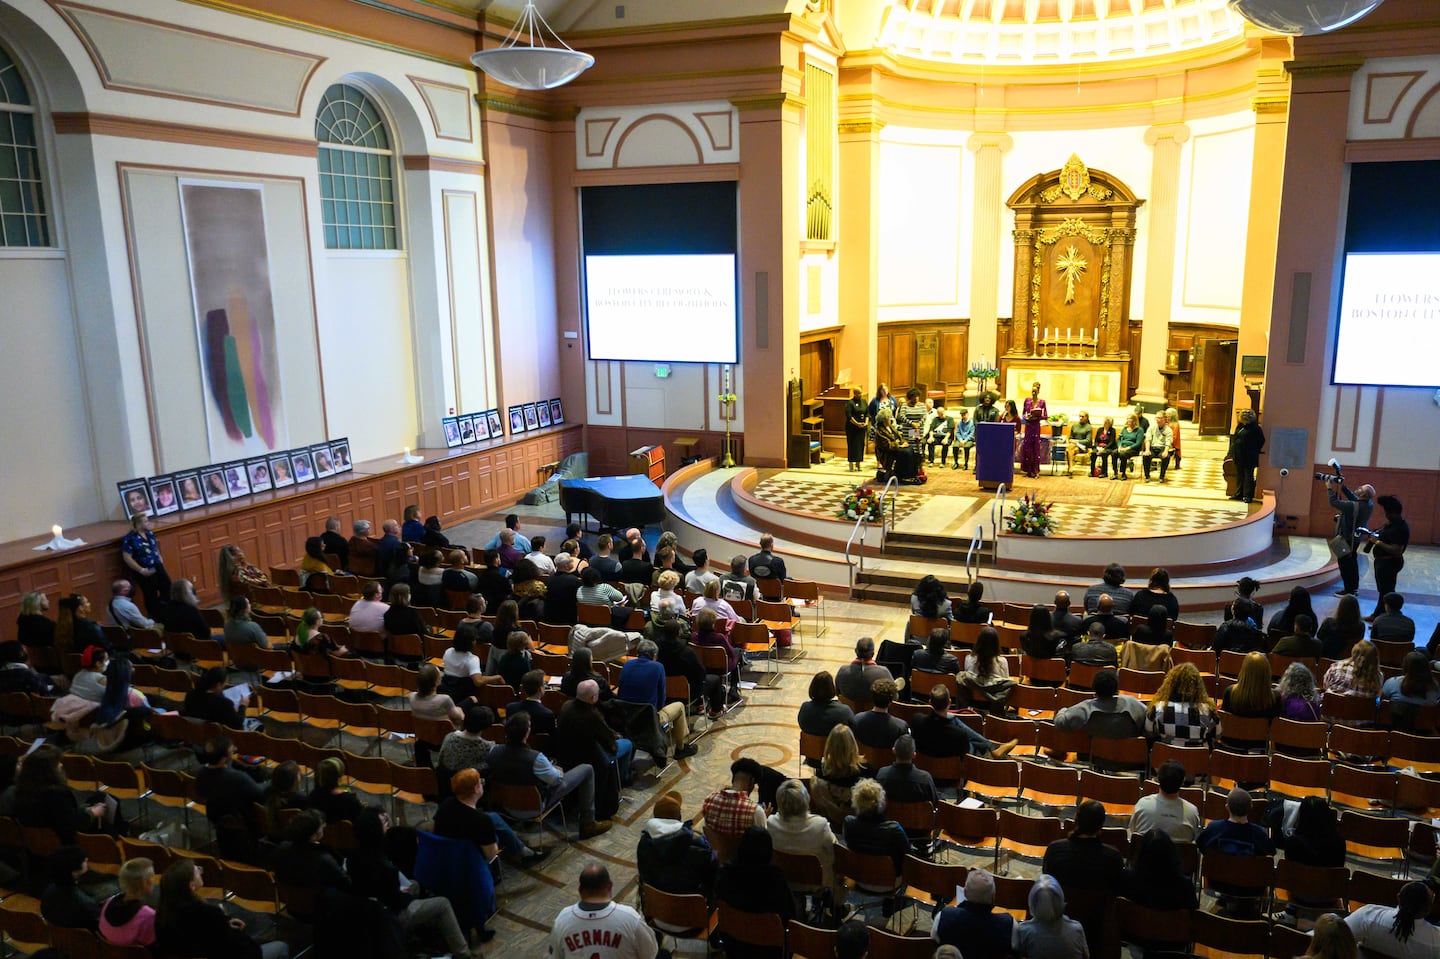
[[1067, 327, 1072, 342], [51, 525, 61, 537], [1093, 328, 1098, 342], [403, 447, 410, 457]]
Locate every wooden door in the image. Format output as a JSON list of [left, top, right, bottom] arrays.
[[1198, 338, 1236, 435]]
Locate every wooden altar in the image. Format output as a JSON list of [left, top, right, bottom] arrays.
[[1004, 154, 1143, 405]]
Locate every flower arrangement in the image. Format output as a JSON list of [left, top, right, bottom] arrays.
[[1007, 494, 1057, 536], [967, 361, 999, 385], [1047, 412, 1070, 426], [838, 485, 883, 522]]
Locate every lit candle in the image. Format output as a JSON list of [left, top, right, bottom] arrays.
[[1093, 328, 1098, 342], [51, 525, 62, 537], [403, 447, 410, 457], [1067, 327, 1072, 342]]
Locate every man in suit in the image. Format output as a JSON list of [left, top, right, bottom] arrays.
[[1051, 590, 1083, 641], [503, 670, 556, 735], [852, 678, 909, 750]]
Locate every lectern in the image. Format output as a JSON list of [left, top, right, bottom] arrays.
[[976, 422, 1016, 490], [628, 445, 665, 483]]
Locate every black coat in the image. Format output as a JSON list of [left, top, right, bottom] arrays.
[[1228, 421, 1265, 465]]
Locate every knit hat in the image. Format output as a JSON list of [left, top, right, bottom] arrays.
[[655, 790, 683, 821]]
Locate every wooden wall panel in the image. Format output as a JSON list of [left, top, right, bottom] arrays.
[[891, 335, 916, 392], [876, 320, 971, 395], [0, 425, 583, 638]]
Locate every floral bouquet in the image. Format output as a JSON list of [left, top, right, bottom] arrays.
[[1007, 493, 1057, 536], [1047, 412, 1069, 426], [838, 485, 883, 522]]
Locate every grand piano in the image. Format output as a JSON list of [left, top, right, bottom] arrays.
[[559, 475, 665, 531]]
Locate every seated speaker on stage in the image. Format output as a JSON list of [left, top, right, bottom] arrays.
[[952, 408, 975, 470], [873, 408, 921, 482], [1090, 416, 1118, 478], [897, 388, 927, 442], [1142, 412, 1175, 484], [1069, 411, 1094, 467], [924, 407, 954, 466], [1115, 414, 1144, 480]]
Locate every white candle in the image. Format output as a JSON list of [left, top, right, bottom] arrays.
[[51, 525, 61, 537], [403, 447, 410, 457], [1067, 327, 1072, 342], [1093, 328, 1098, 342]]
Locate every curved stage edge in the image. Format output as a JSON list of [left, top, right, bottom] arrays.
[[663, 459, 1339, 611]]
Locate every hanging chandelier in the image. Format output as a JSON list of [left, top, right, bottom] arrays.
[[1227, 0, 1386, 36], [470, 1, 595, 91]]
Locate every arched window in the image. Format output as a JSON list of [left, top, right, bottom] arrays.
[[315, 83, 399, 250], [0, 44, 51, 247]]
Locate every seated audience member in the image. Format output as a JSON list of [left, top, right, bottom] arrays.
[[911, 685, 1017, 759], [766, 778, 836, 893], [952, 581, 990, 624], [835, 637, 894, 707], [1197, 787, 1274, 861], [1221, 651, 1280, 719], [692, 608, 740, 686], [156, 857, 289, 959], [298, 536, 336, 591], [876, 734, 938, 814], [319, 516, 349, 571], [1128, 760, 1201, 841], [912, 628, 960, 674], [1080, 594, 1132, 642], [473, 549, 511, 613], [1049, 591, 1082, 641], [223, 597, 269, 649], [544, 556, 582, 625], [692, 577, 740, 624], [438, 706, 495, 774], [1214, 608, 1268, 654], [348, 520, 379, 574], [798, 670, 854, 742], [556, 678, 634, 786], [69, 645, 110, 702], [1083, 563, 1133, 614], [1021, 605, 1066, 659], [576, 564, 627, 609], [1277, 662, 1322, 721], [1042, 800, 1123, 958], [684, 547, 718, 594], [559, 646, 613, 701], [852, 678, 908, 749], [656, 531, 691, 574], [911, 574, 953, 621], [1381, 652, 1440, 726], [41, 845, 101, 930], [505, 669, 556, 735], [564, 523, 593, 562], [0, 640, 57, 694], [156, 578, 212, 641], [1130, 606, 1174, 647], [1318, 594, 1366, 660], [1267, 586, 1316, 641], [441, 624, 497, 700], [262, 761, 307, 834], [521, 534, 554, 574], [482, 514, 531, 553], [1370, 592, 1416, 644], [1323, 639, 1382, 699], [649, 570, 686, 619], [714, 827, 794, 959], [308, 757, 363, 824], [654, 620, 720, 716], [495, 529, 525, 570], [617, 542, 653, 586], [933, 867, 1012, 958], [17, 590, 55, 649], [434, 767, 540, 871], [637, 790, 717, 898], [1120, 831, 1198, 948], [703, 757, 768, 842], [748, 533, 787, 583], [1068, 620, 1120, 667], [808, 723, 873, 829], [400, 505, 425, 543], [963, 626, 1014, 709], [99, 857, 157, 947], [1054, 668, 1147, 739], [587, 533, 622, 580], [374, 519, 403, 573], [718, 554, 758, 604], [439, 550, 478, 597], [843, 778, 910, 874], [272, 810, 350, 893], [1270, 795, 1346, 871], [486, 712, 611, 838], [1222, 576, 1263, 625], [617, 640, 696, 761], [492, 629, 534, 690], [1013, 874, 1089, 959], [1129, 568, 1180, 622], [1345, 881, 1440, 959], [195, 736, 266, 859], [410, 662, 464, 724], [1271, 613, 1322, 657], [108, 579, 154, 631], [650, 546, 684, 588], [1147, 663, 1217, 746], [1303, 913, 1357, 959], [346, 807, 470, 957], [383, 583, 431, 639], [182, 667, 249, 730]]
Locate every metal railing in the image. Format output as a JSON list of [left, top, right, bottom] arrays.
[[845, 475, 899, 596], [964, 523, 984, 586], [989, 482, 1007, 565]]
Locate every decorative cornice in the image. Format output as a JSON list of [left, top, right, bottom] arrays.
[[1253, 97, 1289, 115], [967, 132, 1014, 153], [475, 94, 555, 122], [837, 118, 885, 135], [53, 111, 318, 156], [1284, 57, 1364, 80], [730, 92, 806, 112], [402, 154, 486, 176]]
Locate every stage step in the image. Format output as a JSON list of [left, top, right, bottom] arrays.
[[884, 531, 986, 563]]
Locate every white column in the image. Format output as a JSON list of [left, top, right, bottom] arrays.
[[967, 132, 1014, 365], [1134, 122, 1190, 404]]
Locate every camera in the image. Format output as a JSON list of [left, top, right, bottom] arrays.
[[1314, 457, 1344, 484], [1357, 526, 1377, 553]]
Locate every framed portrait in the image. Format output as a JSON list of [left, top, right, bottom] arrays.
[[223, 461, 251, 497], [330, 440, 353, 473], [443, 417, 461, 448], [508, 405, 526, 434], [486, 409, 503, 437], [458, 415, 477, 444], [549, 398, 564, 424], [200, 468, 230, 505], [536, 401, 552, 428], [148, 477, 180, 517], [311, 443, 336, 478], [245, 457, 273, 492], [118, 479, 152, 518], [523, 403, 540, 430], [471, 412, 491, 441], [175, 471, 206, 510], [269, 454, 295, 489], [291, 449, 316, 483]]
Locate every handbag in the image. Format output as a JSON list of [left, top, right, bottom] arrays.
[[1328, 533, 1353, 559]]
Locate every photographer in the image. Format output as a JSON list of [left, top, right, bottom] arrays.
[[1325, 476, 1374, 598], [1361, 495, 1409, 622], [1227, 409, 1265, 502]]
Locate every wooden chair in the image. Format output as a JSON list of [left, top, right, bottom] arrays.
[[867, 927, 936, 959], [639, 884, 715, 955], [902, 854, 966, 913], [1089, 735, 1149, 773], [798, 731, 826, 774], [937, 800, 999, 863], [1269, 922, 1315, 959], [1329, 724, 1390, 764], [1191, 911, 1269, 959], [1022, 655, 1067, 686], [1323, 691, 1379, 727], [1273, 859, 1348, 912], [1078, 769, 1142, 816], [996, 808, 1064, 871], [785, 579, 826, 638], [1209, 749, 1268, 792], [716, 902, 786, 954], [963, 754, 1019, 802], [1116, 897, 1193, 957], [1267, 753, 1330, 801], [1338, 810, 1410, 869], [1150, 741, 1210, 782], [910, 668, 956, 700], [788, 920, 837, 959], [1199, 851, 1274, 906], [1171, 645, 1217, 674], [1330, 764, 1398, 811], [1270, 717, 1327, 757], [912, 751, 963, 787], [907, 615, 949, 642], [984, 714, 1041, 757], [1019, 762, 1080, 810], [1347, 868, 1408, 915], [488, 782, 566, 847], [1372, 640, 1413, 669], [1215, 711, 1271, 751], [1008, 683, 1057, 719], [834, 842, 904, 906]]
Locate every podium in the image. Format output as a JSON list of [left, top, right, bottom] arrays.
[[629, 445, 666, 483], [975, 422, 1016, 490]]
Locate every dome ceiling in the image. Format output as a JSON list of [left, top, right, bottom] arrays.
[[878, 0, 1247, 64]]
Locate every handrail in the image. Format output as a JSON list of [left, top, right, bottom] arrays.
[[964, 523, 983, 585], [989, 482, 1007, 565], [843, 512, 870, 597], [877, 475, 900, 551]]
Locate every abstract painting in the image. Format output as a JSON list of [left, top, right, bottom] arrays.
[[180, 181, 288, 461]]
